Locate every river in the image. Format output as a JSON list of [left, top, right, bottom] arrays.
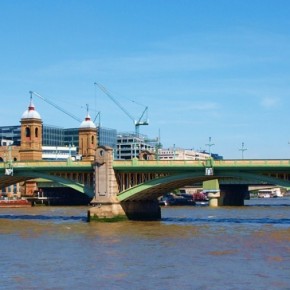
[[1, 197, 290, 290]]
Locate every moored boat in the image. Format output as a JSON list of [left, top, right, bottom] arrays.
[[159, 193, 196, 206], [258, 188, 283, 198], [0, 198, 32, 208]]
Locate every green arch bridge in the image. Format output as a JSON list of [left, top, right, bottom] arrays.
[[1, 156, 290, 220]]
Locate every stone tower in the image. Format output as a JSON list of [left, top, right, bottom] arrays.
[[19, 96, 43, 161], [79, 111, 97, 161]]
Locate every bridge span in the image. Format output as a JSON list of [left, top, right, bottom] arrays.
[[1, 147, 290, 221], [0, 160, 94, 197], [89, 146, 290, 221]]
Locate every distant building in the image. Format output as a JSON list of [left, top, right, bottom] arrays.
[[98, 127, 117, 150], [116, 132, 158, 160], [42, 145, 79, 161], [0, 126, 21, 146], [141, 147, 223, 161], [155, 148, 210, 160], [206, 151, 223, 160], [1, 139, 14, 147], [0, 125, 117, 153]]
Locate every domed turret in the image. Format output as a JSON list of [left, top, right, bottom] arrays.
[[79, 113, 96, 129], [19, 94, 43, 161], [21, 96, 41, 120], [79, 108, 97, 161]]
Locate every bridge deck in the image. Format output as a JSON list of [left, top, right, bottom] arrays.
[[113, 159, 290, 172], [0, 160, 93, 172]]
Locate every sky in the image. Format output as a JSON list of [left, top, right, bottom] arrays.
[[1, 0, 290, 159]]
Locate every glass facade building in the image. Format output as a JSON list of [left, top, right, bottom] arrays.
[[63, 128, 79, 147], [0, 126, 21, 146], [43, 125, 64, 146], [99, 127, 117, 149], [0, 124, 117, 152]]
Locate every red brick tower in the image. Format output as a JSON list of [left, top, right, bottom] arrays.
[[19, 96, 43, 161], [79, 111, 97, 161]]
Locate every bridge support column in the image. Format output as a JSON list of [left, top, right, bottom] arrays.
[[88, 146, 161, 221], [220, 184, 248, 206], [121, 200, 161, 221], [203, 179, 221, 207], [88, 202, 126, 221], [88, 146, 127, 222], [207, 191, 221, 207]]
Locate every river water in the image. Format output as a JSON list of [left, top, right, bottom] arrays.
[[1, 198, 290, 290]]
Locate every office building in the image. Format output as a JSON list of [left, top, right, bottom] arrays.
[[116, 132, 158, 160]]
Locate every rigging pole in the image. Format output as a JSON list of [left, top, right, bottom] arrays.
[[29, 91, 83, 123]]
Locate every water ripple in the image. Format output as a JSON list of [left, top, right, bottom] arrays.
[[162, 217, 290, 225], [0, 214, 87, 222]]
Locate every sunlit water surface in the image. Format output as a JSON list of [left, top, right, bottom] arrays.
[[0, 198, 290, 290]]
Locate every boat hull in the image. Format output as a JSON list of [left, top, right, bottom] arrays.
[[0, 199, 32, 208]]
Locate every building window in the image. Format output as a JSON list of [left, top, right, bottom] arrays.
[[25, 127, 31, 138], [35, 127, 39, 138]]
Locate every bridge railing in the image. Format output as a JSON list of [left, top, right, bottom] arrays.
[[113, 159, 205, 167], [113, 159, 290, 168], [213, 159, 290, 166], [0, 160, 93, 169]]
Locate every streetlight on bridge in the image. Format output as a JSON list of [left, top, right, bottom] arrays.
[[205, 137, 215, 157], [239, 142, 247, 159]]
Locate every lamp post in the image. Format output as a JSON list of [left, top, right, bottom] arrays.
[[206, 137, 215, 157], [239, 142, 247, 159], [134, 143, 139, 158], [173, 144, 176, 160]]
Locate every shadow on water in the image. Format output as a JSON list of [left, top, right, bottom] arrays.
[[162, 217, 290, 225], [245, 203, 290, 207], [1, 215, 289, 225], [0, 214, 87, 222], [1, 198, 290, 225]]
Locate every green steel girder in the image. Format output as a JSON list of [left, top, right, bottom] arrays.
[[220, 171, 290, 189], [0, 171, 94, 197], [0, 161, 93, 173], [117, 170, 290, 202], [118, 171, 212, 202], [113, 159, 290, 173]]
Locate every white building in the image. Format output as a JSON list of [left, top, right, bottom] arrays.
[[116, 132, 158, 160], [42, 146, 80, 161], [154, 148, 211, 160], [1, 139, 14, 147]]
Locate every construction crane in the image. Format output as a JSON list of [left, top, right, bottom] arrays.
[[29, 91, 83, 123], [94, 82, 149, 136]]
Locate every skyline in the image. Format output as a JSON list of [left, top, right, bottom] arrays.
[[1, 1, 290, 158]]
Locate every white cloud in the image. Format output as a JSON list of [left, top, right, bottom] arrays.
[[260, 97, 280, 108]]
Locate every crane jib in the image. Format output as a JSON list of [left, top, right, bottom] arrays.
[[94, 82, 149, 135]]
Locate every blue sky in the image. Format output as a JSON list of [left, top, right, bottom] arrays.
[[1, 0, 290, 159]]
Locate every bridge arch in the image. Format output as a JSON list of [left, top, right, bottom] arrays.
[[118, 171, 290, 202], [0, 171, 94, 197]]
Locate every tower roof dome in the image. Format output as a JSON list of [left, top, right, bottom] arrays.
[[22, 96, 41, 119], [80, 113, 96, 129]]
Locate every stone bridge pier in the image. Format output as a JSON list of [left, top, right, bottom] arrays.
[[204, 180, 249, 206], [220, 184, 249, 206], [88, 146, 161, 221]]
